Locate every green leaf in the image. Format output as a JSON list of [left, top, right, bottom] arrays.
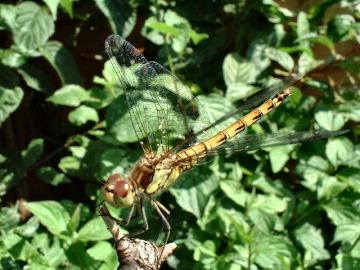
[[268, 145, 294, 173], [58, 156, 81, 174], [141, 17, 164, 45], [248, 42, 271, 75], [0, 48, 26, 67], [326, 137, 354, 167], [265, 47, 294, 71], [322, 199, 360, 226], [317, 176, 346, 199], [15, 216, 39, 238], [60, 0, 73, 18], [21, 138, 44, 168], [336, 254, 360, 269], [87, 241, 116, 262], [68, 105, 99, 126], [315, 110, 345, 131], [105, 95, 138, 143], [338, 168, 360, 193], [197, 94, 236, 135], [328, 15, 355, 42], [68, 205, 80, 233], [77, 218, 111, 242], [36, 166, 71, 186], [0, 4, 17, 31], [17, 62, 54, 93], [99, 148, 127, 178], [24, 201, 71, 239], [42, 0, 60, 19], [0, 86, 23, 126], [66, 242, 97, 268], [39, 41, 84, 85], [294, 223, 330, 267], [0, 206, 20, 231], [170, 166, 218, 218], [47, 85, 90, 107], [223, 53, 256, 86], [334, 223, 360, 244], [297, 156, 331, 189], [226, 82, 259, 103], [298, 52, 321, 74], [219, 180, 246, 207], [252, 234, 296, 269], [297, 11, 310, 39], [190, 30, 209, 45], [13, 2, 54, 53], [94, 0, 136, 38], [146, 22, 179, 37]]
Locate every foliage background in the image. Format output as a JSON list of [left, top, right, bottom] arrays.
[[0, 0, 359, 269]]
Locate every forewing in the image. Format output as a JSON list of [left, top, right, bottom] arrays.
[[105, 35, 210, 153]]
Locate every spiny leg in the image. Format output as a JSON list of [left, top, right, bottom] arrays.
[[151, 200, 171, 265], [125, 198, 149, 238], [121, 203, 136, 226]]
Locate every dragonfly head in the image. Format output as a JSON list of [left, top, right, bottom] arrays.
[[102, 173, 135, 208]]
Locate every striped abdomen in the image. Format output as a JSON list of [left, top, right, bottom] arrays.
[[176, 88, 292, 170]]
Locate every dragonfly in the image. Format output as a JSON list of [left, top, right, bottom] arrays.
[[102, 34, 345, 247]]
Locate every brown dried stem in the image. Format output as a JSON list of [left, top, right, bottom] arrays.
[[98, 204, 177, 270]]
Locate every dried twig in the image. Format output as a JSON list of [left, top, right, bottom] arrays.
[[98, 204, 177, 270]]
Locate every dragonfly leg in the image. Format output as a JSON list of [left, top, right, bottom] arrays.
[[125, 198, 149, 238], [120, 203, 136, 226], [151, 200, 171, 265], [154, 200, 171, 216]]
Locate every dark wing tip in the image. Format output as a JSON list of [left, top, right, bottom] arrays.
[[105, 34, 125, 54]]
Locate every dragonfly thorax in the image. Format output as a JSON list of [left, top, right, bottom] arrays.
[[102, 173, 136, 208]]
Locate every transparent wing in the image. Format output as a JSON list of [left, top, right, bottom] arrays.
[[176, 130, 348, 164], [105, 35, 210, 153]]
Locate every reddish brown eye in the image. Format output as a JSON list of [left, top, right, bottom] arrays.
[[107, 173, 120, 184], [114, 180, 130, 198]]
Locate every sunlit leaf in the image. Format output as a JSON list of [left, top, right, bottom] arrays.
[[334, 223, 360, 244], [47, 85, 89, 107], [0, 4, 17, 31], [42, 0, 60, 19], [105, 94, 138, 143], [226, 82, 259, 103], [265, 47, 294, 71], [171, 166, 218, 218], [322, 199, 360, 226], [25, 201, 71, 239], [77, 218, 111, 242], [94, 0, 136, 38], [252, 233, 296, 269], [268, 144, 294, 173], [297, 11, 310, 39], [68, 105, 99, 126], [315, 110, 345, 131], [0, 86, 23, 126], [223, 53, 256, 86], [13, 2, 54, 53], [294, 223, 330, 267], [326, 137, 354, 167]]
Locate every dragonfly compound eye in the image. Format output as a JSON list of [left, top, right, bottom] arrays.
[[114, 180, 130, 198], [102, 174, 135, 208]]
